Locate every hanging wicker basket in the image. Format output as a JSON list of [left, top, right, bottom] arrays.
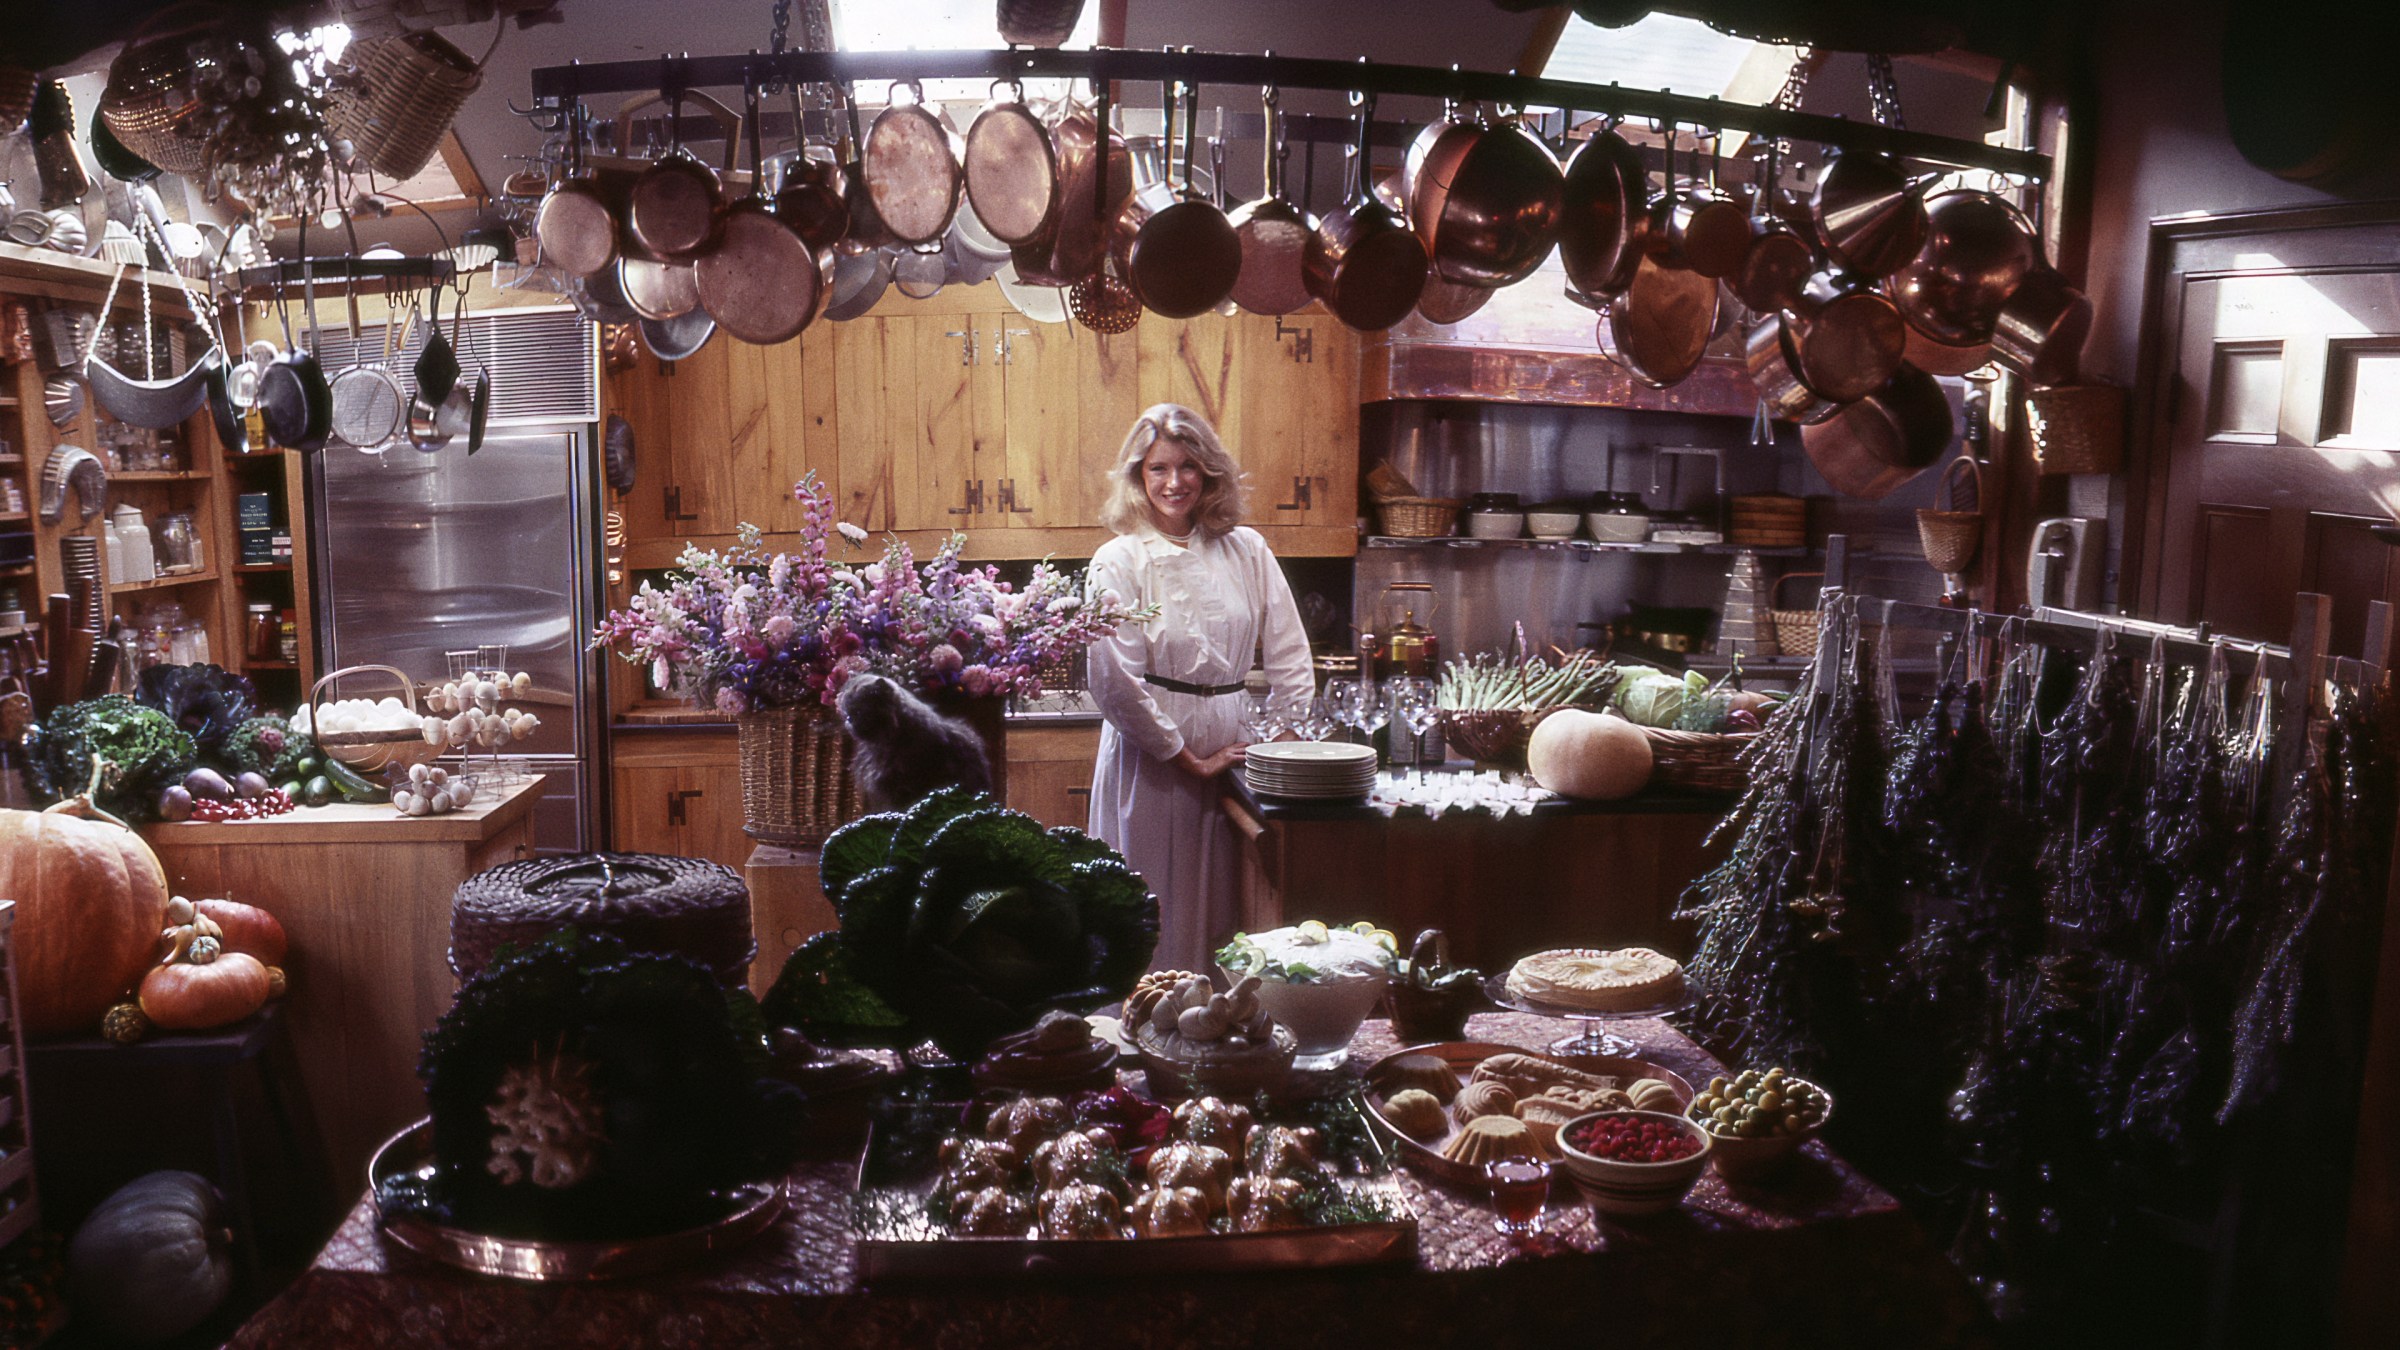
[[735, 706, 865, 848], [99, 4, 223, 177], [2027, 384, 2126, 475], [1914, 456, 1984, 575], [1768, 571, 1824, 658], [327, 30, 486, 181]]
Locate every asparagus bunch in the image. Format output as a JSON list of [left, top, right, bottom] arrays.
[[1437, 650, 1617, 711]]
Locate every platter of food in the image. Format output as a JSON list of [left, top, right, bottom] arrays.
[[1482, 947, 1696, 1057], [1358, 1041, 1695, 1188], [850, 1089, 1417, 1280]]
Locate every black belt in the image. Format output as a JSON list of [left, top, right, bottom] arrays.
[[1144, 674, 1246, 697]]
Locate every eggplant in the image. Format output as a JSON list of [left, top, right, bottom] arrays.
[[183, 767, 233, 801]]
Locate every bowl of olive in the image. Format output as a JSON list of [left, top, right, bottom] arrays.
[[1685, 1067, 1832, 1183]]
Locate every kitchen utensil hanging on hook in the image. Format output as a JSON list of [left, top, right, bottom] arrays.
[[624, 70, 739, 261], [698, 72, 831, 345], [1227, 79, 1316, 316], [1303, 83, 1428, 331], [1558, 112, 1648, 303]]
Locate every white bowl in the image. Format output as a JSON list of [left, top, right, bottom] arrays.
[[1464, 511, 1526, 540], [1585, 512, 1651, 543], [1555, 1110, 1714, 1216], [1526, 511, 1581, 539], [1220, 968, 1391, 1060]]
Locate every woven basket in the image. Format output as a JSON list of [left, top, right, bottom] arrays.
[[327, 30, 485, 180], [99, 4, 220, 177], [1377, 496, 1462, 538], [1438, 705, 1571, 766], [736, 706, 865, 848], [1768, 572, 1823, 658], [1914, 456, 1983, 575], [2028, 384, 2125, 475], [1642, 727, 1757, 793]]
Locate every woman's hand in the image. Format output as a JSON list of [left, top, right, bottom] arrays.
[[1174, 744, 1247, 779]]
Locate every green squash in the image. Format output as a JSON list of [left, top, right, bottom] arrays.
[[67, 1170, 233, 1344]]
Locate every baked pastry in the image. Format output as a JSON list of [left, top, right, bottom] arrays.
[[1503, 947, 1684, 1012], [935, 1137, 1021, 1199], [1628, 1079, 1683, 1113], [1381, 1088, 1448, 1142], [1145, 1141, 1236, 1211], [1514, 1096, 1586, 1158], [449, 853, 756, 987], [951, 1186, 1034, 1237], [1530, 1085, 1630, 1114], [1125, 970, 1204, 1030], [1029, 1129, 1119, 1190], [1440, 1114, 1537, 1166], [1172, 1096, 1255, 1151], [1135, 975, 1296, 1098], [1372, 1053, 1460, 1104], [1470, 1052, 1618, 1101], [1227, 1175, 1309, 1233], [984, 1096, 1076, 1152], [1245, 1125, 1324, 1179], [972, 1011, 1120, 1095], [1452, 1079, 1518, 1125], [1039, 1181, 1125, 1239], [1129, 1185, 1214, 1238]]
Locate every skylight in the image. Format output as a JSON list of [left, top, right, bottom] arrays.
[[1537, 12, 1798, 154], [832, 0, 1102, 103]]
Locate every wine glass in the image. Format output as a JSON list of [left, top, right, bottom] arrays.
[[1354, 683, 1391, 747], [1297, 696, 1337, 741], [1240, 695, 1284, 743], [1322, 679, 1362, 744], [1390, 679, 1441, 779]]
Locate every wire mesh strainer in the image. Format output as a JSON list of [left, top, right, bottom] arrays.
[[329, 301, 406, 454]]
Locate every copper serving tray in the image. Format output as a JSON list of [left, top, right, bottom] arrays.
[[1360, 1040, 1696, 1188], [369, 1119, 787, 1282], [850, 1118, 1417, 1281]]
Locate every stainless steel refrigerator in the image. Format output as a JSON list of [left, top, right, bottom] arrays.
[[306, 309, 604, 852]]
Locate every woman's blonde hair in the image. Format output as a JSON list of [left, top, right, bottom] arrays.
[[1098, 403, 1249, 538]]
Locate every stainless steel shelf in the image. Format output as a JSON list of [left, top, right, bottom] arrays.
[[1361, 535, 1810, 557]]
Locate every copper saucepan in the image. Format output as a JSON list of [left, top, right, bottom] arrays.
[[1602, 200, 1718, 388], [1781, 269, 1906, 403], [964, 79, 1058, 248], [623, 87, 742, 263], [697, 81, 832, 346], [863, 80, 963, 248], [1801, 361, 1954, 500], [1112, 78, 1241, 319], [1405, 102, 1562, 288], [766, 84, 849, 255], [1011, 91, 1131, 287], [1889, 190, 2038, 345], [534, 106, 616, 278], [1729, 168, 1813, 316], [1303, 91, 1428, 332], [1905, 326, 1995, 377], [1656, 133, 1749, 280], [1227, 85, 1317, 316], [1989, 264, 2091, 387], [1558, 118, 1648, 302], [1743, 313, 1840, 426]]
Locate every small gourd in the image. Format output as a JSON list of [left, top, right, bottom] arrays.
[[140, 912, 274, 1032], [101, 1001, 151, 1045]]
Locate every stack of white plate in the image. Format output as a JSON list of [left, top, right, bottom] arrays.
[[1244, 742, 1378, 800]]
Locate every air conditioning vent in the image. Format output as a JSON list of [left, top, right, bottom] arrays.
[[308, 305, 596, 426]]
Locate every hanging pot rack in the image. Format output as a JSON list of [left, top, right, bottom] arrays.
[[526, 48, 2048, 181]]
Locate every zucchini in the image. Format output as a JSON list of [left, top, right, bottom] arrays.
[[321, 757, 387, 803]]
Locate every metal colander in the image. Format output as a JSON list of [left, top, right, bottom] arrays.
[[329, 313, 405, 453], [1069, 270, 1140, 334]]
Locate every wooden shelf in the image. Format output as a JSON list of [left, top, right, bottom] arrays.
[[0, 457, 24, 466], [233, 562, 292, 574], [243, 658, 298, 670], [110, 470, 211, 482], [0, 514, 24, 524], [1360, 535, 1811, 557], [110, 569, 217, 594]]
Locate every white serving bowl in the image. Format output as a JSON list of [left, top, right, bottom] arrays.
[[1555, 1109, 1714, 1216], [1585, 511, 1651, 543], [1220, 967, 1391, 1060], [1464, 510, 1526, 540], [1526, 510, 1582, 539]]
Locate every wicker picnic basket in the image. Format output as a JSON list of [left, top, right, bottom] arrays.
[[736, 706, 865, 848], [327, 30, 486, 180], [1768, 572, 1824, 658]]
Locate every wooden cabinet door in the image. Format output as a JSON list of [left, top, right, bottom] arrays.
[[994, 322, 1138, 530], [834, 315, 997, 534], [658, 341, 740, 537], [1239, 313, 1358, 532], [1004, 755, 1095, 830], [613, 742, 752, 871], [727, 334, 838, 537]]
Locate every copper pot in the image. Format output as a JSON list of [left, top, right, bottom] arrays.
[[535, 109, 617, 278], [1303, 93, 1428, 332], [1905, 326, 1995, 377], [1227, 88, 1316, 316], [1801, 362, 1953, 500], [769, 150, 850, 254], [1111, 80, 1240, 319], [1782, 270, 1906, 403], [1404, 108, 1562, 288], [1811, 150, 1938, 279], [862, 80, 962, 248], [623, 89, 741, 263], [1743, 313, 1840, 426], [1601, 204, 1718, 389], [697, 85, 833, 346], [1889, 191, 2037, 345], [1989, 265, 2091, 387], [1730, 183, 1815, 315], [963, 80, 1058, 248], [1558, 121, 1648, 301], [1417, 273, 1496, 325], [1010, 94, 1130, 287]]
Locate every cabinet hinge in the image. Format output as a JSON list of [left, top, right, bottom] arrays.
[[1274, 319, 1315, 363], [1275, 475, 1313, 512], [667, 788, 703, 826], [996, 479, 1035, 514], [665, 486, 699, 522], [950, 480, 986, 515]]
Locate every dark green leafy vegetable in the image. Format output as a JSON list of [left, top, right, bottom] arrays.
[[220, 714, 317, 782], [36, 696, 197, 823], [765, 789, 1159, 1058], [135, 664, 256, 759]]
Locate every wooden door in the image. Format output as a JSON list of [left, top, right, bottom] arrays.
[[612, 733, 752, 870], [1237, 312, 1357, 532], [2155, 268, 2400, 653], [659, 341, 739, 537], [996, 321, 1090, 529], [728, 335, 840, 536]]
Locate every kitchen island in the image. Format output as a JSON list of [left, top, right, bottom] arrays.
[[141, 778, 544, 1190], [1224, 772, 1728, 971]]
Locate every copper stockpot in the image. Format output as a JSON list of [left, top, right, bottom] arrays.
[[1730, 184, 1815, 315], [1801, 362, 1953, 500], [1010, 94, 1131, 287], [1403, 106, 1562, 288], [1889, 190, 2038, 345], [1905, 326, 1995, 376], [1743, 313, 1840, 426], [1781, 270, 1907, 404]]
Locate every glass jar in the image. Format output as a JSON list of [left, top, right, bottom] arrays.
[[246, 604, 279, 663], [278, 612, 298, 664], [155, 512, 198, 573]]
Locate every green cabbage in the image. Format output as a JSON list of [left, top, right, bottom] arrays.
[[765, 788, 1160, 1058], [1612, 668, 1711, 728]]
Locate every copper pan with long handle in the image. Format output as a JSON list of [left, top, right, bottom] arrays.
[[1989, 264, 2091, 387], [1011, 88, 1130, 287], [1303, 90, 1428, 332], [1558, 116, 1647, 302], [534, 105, 615, 278], [1602, 198, 1717, 388], [1227, 84, 1316, 316], [1656, 131, 1749, 280], [623, 86, 742, 262], [1801, 361, 1953, 500], [697, 79, 831, 345], [1743, 313, 1840, 426], [1112, 77, 1241, 319]]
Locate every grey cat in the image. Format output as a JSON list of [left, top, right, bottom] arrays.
[[837, 673, 993, 811]]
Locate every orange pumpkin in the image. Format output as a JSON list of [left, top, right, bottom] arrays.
[[0, 806, 173, 1038], [139, 950, 272, 1031], [195, 899, 286, 967]]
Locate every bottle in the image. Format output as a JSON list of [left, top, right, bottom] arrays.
[[246, 604, 279, 663]]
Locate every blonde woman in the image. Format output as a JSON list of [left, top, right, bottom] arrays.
[[1085, 404, 1316, 971]]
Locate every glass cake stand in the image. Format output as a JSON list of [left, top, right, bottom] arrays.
[[1481, 974, 1695, 1059]]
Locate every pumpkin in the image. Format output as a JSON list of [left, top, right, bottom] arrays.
[[0, 804, 173, 1038], [139, 948, 272, 1031], [1526, 709, 1653, 800], [195, 898, 287, 967], [66, 1170, 233, 1344]]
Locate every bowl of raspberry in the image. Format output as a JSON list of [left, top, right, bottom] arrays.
[[1554, 1110, 1713, 1215]]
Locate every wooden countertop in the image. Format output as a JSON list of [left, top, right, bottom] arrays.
[[140, 776, 544, 845]]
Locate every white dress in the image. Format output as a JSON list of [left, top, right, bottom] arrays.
[[1086, 524, 1316, 972]]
